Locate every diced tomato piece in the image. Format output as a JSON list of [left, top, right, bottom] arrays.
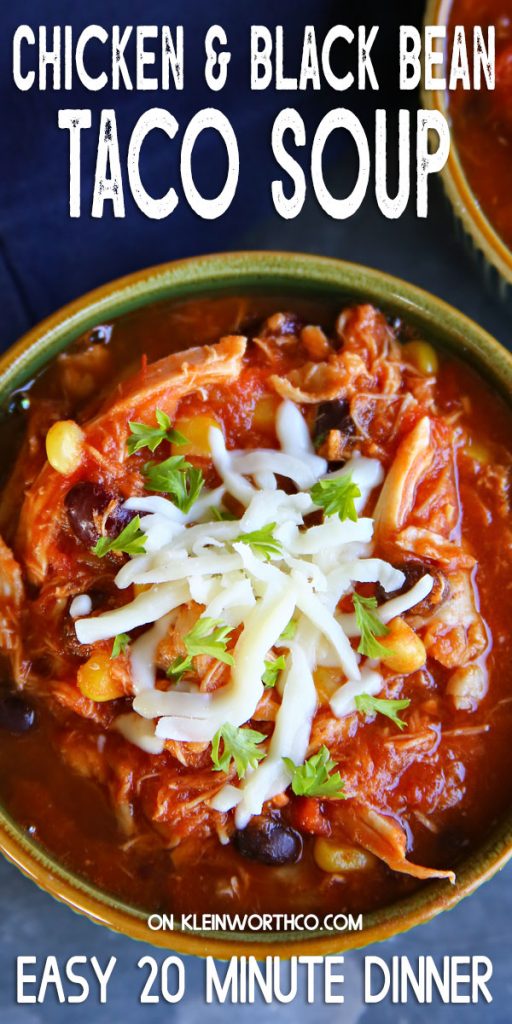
[[292, 797, 330, 836]]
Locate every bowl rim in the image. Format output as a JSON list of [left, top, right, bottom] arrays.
[[422, 0, 512, 286], [1, 249, 512, 959]]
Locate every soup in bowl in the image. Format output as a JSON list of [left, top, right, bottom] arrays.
[[0, 253, 512, 956], [424, 0, 512, 300]]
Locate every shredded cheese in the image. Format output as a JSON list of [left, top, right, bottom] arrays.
[[75, 581, 189, 643], [337, 574, 434, 636], [136, 584, 297, 742], [130, 612, 175, 694], [329, 665, 383, 718], [75, 400, 434, 827], [232, 624, 318, 828], [115, 712, 165, 754], [69, 594, 92, 618]]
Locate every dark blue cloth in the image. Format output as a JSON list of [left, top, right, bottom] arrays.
[[0, 0, 426, 349]]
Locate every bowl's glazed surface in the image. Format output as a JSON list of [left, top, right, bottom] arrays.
[[422, 0, 512, 304], [1, 251, 512, 958]]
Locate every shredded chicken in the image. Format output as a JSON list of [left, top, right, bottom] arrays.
[[332, 801, 455, 882], [0, 535, 23, 655], [17, 336, 247, 584], [418, 571, 488, 668]]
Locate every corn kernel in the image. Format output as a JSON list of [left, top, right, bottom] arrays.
[[314, 667, 342, 704], [379, 617, 426, 674], [446, 664, 487, 711], [314, 837, 375, 873], [171, 414, 220, 457], [77, 652, 126, 702], [402, 340, 439, 376], [252, 395, 279, 432], [464, 440, 491, 465], [45, 420, 84, 475]]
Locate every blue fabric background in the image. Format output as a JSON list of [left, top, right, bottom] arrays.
[[0, 2, 511, 1022], [0, 0, 347, 342]]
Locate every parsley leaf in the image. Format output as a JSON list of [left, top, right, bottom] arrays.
[[355, 694, 411, 731], [166, 618, 235, 679], [310, 473, 361, 522], [262, 654, 287, 688], [92, 515, 147, 558], [211, 723, 267, 778], [277, 619, 297, 644], [283, 745, 346, 799], [352, 593, 391, 659], [313, 430, 327, 452], [143, 456, 204, 513], [183, 617, 234, 666], [238, 523, 282, 561], [166, 654, 194, 682], [210, 505, 237, 521], [127, 409, 187, 455], [111, 633, 130, 658]]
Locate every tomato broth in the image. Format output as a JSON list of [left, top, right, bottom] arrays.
[[0, 294, 512, 924], [448, 0, 512, 249]]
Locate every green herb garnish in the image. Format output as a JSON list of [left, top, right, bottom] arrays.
[[185, 617, 234, 665], [310, 473, 361, 522], [211, 723, 267, 778], [283, 745, 346, 799], [313, 431, 327, 451], [92, 515, 147, 558], [277, 619, 298, 644], [355, 694, 411, 731], [166, 617, 235, 680], [210, 505, 237, 521], [238, 523, 282, 561], [352, 593, 391, 659], [262, 654, 287, 688], [166, 654, 194, 682], [111, 633, 130, 658], [127, 409, 187, 455], [143, 456, 204, 513]]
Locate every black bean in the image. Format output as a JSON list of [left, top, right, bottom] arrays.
[[88, 325, 112, 346], [70, 324, 113, 355], [65, 482, 112, 547], [8, 391, 31, 415], [390, 316, 417, 345], [60, 617, 93, 660], [105, 503, 135, 538], [88, 587, 113, 610], [261, 312, 302, 338], [276, 313, 301, 336], [376, 562, 449, 614], [234, 819, 303, 866], [0, 694, 36, 734], [314, 400, 355, 444], [65, 482, 134, 548]]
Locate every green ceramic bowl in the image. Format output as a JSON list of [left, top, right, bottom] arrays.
[[1, 251, 512, 959], [423, 0, 512, 304]]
